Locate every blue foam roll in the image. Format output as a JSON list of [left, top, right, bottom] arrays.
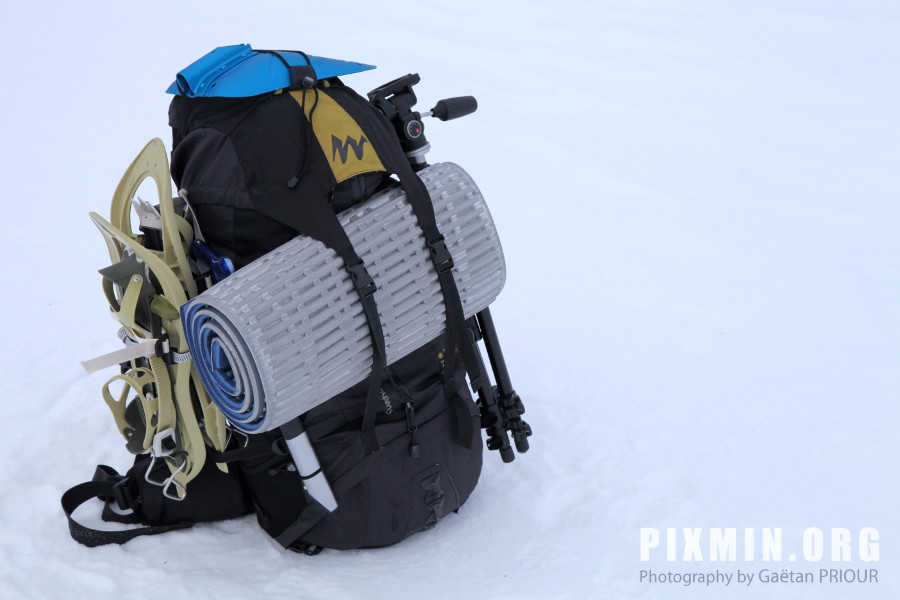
[[182, 303, 267, 431]]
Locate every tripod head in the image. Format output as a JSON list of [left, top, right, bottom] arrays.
[[368, 73, 477, 169]]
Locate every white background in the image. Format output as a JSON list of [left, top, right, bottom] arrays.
[[0, 1, 896, 599]]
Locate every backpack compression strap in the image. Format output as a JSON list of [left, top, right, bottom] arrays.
[[254, 181, 391, 453], [332, 88, 482, 449]]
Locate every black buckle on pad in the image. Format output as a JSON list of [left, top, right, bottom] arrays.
[[427, 236, 454, 273]]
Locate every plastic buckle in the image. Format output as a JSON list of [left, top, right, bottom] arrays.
[[111, 477, 135, 511], [152, 427, 178, 458], [427, 236, 454, 273], [289, 65, 317, 90], [346, 261, 377, 298]]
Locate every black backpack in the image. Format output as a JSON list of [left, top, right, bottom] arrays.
[[63, 49, 530, 554]]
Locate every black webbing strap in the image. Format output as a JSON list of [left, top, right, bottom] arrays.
[[421, 227, 483, 448], [340, 249, 391, 454], [416, 236, 480, 445], [441, 331, 462, 414], [60, 467, 192, 547], [274, 500, 330, 549]]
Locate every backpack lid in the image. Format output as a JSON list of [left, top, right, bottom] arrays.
[[166, 44, 376, 98]]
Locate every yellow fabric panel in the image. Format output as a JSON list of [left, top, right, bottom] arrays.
[[289, 89, 386, 183]]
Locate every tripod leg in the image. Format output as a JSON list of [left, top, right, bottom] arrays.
[[475, 308, 514, 397], [474, 308, 532, 454], [465, 315, 516, 463]]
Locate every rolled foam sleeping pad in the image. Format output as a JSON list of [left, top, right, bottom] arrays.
[[181, 162, 505, 433]]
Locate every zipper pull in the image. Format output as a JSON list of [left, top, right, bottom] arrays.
[[405, 402, 420, 458]]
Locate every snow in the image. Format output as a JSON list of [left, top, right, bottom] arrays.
[[0, 1, 897, 599]]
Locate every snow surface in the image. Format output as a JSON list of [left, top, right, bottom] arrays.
[[0, 1, 897, 599]]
